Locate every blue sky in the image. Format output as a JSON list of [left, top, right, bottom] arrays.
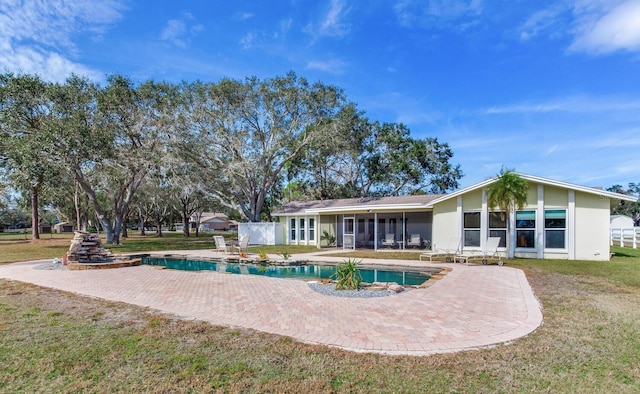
[[2, 0, 640, 190]]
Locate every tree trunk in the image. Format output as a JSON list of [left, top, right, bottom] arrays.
[[31, 187, 40, 240], [112, 216, 123, 245], [182, 209, 190, 237], [121, 211, 129, 238], [74, 184, 81, 232]]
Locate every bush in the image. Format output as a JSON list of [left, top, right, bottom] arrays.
[[332, 259, 362, 290], [321, 230, 336, 247]]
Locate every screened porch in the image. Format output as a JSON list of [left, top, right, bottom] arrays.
[[331, 211, 433, 251]]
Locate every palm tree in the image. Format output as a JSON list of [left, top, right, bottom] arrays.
[[486, 168, 528, 259]]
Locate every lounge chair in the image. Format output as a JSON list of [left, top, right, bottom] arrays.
[[213, 236, 229, 254], [235, 235, 250, 254], [419, 236, 460, 262], [407, 234, 422, 248], [381, 233, 396, 248], [454, 236, 503, 266]]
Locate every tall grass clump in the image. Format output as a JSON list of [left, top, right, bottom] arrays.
[[332, 258, 362, 290]]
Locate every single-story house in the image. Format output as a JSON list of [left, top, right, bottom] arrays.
[[54, 222, 74, 233], [191, 212, 232, 232], [272, 173, 637, 261]]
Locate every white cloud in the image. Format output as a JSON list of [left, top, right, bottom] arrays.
[[240, 32, 257, 49], [305, 0, 352, 40], [161, 20, 187, 47], [160, 14, 203, 48], [235, 12, 255, 21], [305, 58, 347, 74], [519, 5, 566, 41], [0, 0, 124, 82], [570, 0, 640, 54], [0, 44, 102, 81], [394, 0, 483, 29], [482, 95, 640, 115]]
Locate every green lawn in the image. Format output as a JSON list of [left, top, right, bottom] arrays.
[[1, 239, 639, 392]]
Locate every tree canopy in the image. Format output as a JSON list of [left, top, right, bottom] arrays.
[[0, 71, 464, 236], [486, 168, 528, 258]]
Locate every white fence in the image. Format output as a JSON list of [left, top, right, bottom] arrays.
[[238, 222, 284, 245], [610, 227, 640, 248]]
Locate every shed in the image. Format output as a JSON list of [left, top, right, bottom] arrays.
[[610, 215, 635, 229]]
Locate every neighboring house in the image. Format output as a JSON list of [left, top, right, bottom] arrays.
[[272, 173, 636, 261], [192, 212, 232, 232], [54, 222, 74, 233]]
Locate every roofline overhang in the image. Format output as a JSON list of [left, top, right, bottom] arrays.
[[273, 173, 637, 216], [427, 173, 638, 206], [273, 203, 435, 216]]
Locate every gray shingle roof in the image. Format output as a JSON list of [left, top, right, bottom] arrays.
[[273, 194, 445, 215]]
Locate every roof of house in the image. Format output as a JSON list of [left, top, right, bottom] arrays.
[[427, 173, 637, 208], [273, 194, 445, 215], [194, 212, 229, 223], [273, 173, 637, 215]]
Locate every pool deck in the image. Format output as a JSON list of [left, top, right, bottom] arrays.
[[0, 250, 542, 356]]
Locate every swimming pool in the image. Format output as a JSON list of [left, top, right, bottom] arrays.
[[141, 256, 436, 287]]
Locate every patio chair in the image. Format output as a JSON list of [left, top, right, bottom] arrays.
[[419, 236, 460, 262], [407, 234, 422, 248], [356, 233, 370, 248], [454, 236, 503, 266], [381, 233, 396, 248], [235, 235, 250, 254], [213, 235, 229, 254]]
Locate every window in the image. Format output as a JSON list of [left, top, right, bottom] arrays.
[[516, 210, 536, 248], [463, 212, 481, 247], [299, 218, 306, 241], [309, 218, 315, 242], [488, 212, 506, 247], [545, 210, 566, 249], [290, 218, 296, 241]]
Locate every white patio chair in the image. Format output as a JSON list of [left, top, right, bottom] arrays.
[[381, 233, 396, 248], [235, 235, 250, 254], [407, 234, 422, 248], [419, 236, 460, 262], [455, 236, 504, 266], [213, 235, 229, 254]]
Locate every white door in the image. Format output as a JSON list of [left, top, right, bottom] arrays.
[[343, 217, 355, 250]]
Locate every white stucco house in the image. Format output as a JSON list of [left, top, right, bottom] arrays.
[[272, 173, 637, 261]]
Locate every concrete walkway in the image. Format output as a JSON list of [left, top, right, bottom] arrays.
[[0, 251, 542, 356]]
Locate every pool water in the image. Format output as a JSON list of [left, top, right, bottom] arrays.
[[142, 257, 433, 286]]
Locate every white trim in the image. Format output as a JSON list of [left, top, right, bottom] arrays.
[[481, 189, 488, 249], [427, 173, 636, 208], [508, 209, 516, 258], [374, 212, 378, 252], [568, 190, 575, 260], [537, 184, 544, 259], [306, 203, 431, 214]]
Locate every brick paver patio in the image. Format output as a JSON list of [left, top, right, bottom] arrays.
[[0, 252, 542, 356]]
